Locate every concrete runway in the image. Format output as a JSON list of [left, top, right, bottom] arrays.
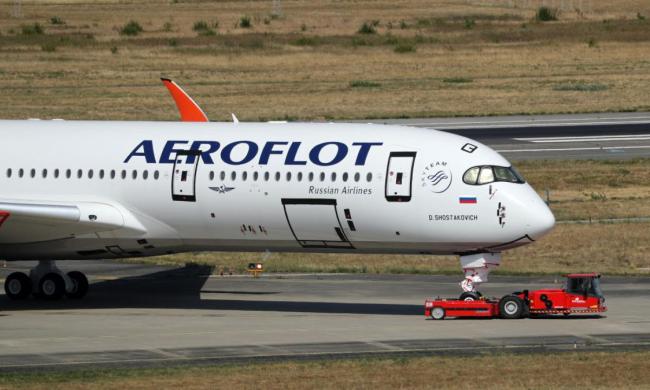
[[363, 112, 650, 160], [1, 260, 649, 371]]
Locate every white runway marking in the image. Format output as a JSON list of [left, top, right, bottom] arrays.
[[410, 117, 650, 128], [515, 134, 650, 143], [497, 145, 650, 153]]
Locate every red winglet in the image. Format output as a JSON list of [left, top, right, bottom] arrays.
[[0, 211, 9, 228], [161, 78, 209, 122]]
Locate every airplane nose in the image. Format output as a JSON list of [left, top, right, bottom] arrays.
[[528, 201, 555, 240]]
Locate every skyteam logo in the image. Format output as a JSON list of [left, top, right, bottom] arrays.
[[421, 162, 452, 193]]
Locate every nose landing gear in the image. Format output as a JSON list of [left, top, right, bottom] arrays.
[[4, 261, 89, 300], [459, 253, 500, 299]]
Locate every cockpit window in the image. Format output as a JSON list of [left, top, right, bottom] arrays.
[[462, 167, 480, 185], [463, 165, 525, 185], [477, 166, 495, 184]]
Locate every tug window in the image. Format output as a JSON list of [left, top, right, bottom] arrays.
[[463, 166, 525, 185]]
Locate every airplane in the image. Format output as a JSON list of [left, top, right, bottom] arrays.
[[0, 79, 555, 301]]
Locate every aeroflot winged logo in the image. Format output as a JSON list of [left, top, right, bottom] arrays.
[[124, 140, 383, 166]]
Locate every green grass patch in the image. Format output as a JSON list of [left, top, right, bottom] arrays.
[[120, 20, 143, 36], [394, 43, 416, 53], [536, 6, 559, 22], [443, 77, 473, 83], [349, 80, 381, 88], [357, 21, 378, 34], [21, 23, 44, 35], [553, 82, 608, 92]]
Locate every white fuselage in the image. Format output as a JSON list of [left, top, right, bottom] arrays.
[[0, 120, 555, 260]]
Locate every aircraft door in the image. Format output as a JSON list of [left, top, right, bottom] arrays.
[[282, 199, 353, 249], [385, 152, 416, 202], [172, 150, 201, 202]]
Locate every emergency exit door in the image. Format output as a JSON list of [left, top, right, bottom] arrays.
[[385, 151, 416, 202], [172, 150, 201, 202]]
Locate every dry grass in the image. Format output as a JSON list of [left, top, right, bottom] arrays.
[[0, 1, 648, 120], [3, 351, 650, 389], [133, 221, 650, 276]]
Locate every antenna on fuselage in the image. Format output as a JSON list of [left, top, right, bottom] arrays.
[[160, 78, 209, 122]]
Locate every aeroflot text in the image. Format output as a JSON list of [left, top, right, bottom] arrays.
[[124, 140, 384, 166]]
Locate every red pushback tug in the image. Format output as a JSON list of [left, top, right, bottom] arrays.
[[425, 273, 607, 320]]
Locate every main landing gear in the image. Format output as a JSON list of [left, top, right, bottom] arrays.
[[458, 253, 501, 301], [4, 261, 88, 300]]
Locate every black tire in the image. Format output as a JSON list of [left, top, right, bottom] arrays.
[[459, 291, 481, 301], [66, 271, 89, 299], [4, 272, 32, 299], [37, 273, 65, 300], [499, 295, 525, 319], [430, 307, 446, 320]]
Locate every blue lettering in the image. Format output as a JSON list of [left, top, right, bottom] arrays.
[[221, 141, 258, 165], [352, 142, 383, 165], [259, 141, 288, 165], [160, 140, 189, 164], [188, 141, 220, 164], [124, 140, 156, 164], [285, 142, 307, 165], [309, 142, 348, 166]]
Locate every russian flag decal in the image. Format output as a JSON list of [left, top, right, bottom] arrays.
[[459, 197, 477, 204]]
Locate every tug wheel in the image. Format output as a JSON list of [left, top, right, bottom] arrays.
[[499, 295, 525, 319], [430, 307, 446, 320]]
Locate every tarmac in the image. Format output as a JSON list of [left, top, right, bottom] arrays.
[[1, 260, 649, 371]]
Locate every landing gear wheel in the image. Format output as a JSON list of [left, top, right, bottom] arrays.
[[4, 272, 32, 300], [499, 295, 525, 319], [459, 291, 482, 301], [430, 307, 446, 320], [36, 273, 65, 300], [66, 271, 88, 299]]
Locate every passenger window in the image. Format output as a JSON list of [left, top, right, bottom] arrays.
[[297, 172, 303, 182], [231, 171, 237, 181], [42, 169, 47, 178], [88, 170, 93, 179], [66, 169, 71, 179], [154, 170, 160, 180], [331, 172, 336, 182], [319, 172, 325, 182], [99, 169, 105, 179], [54, 169, 60, 178], [31, 169, 36, 178], [264, 172, 270, 181], [110, 170, 116, 179], [354, 172, 360, 182], [253, 171, 259, 181], [286, 172, 292, 181], [242, 171, 248, 181], [477, 167, 494, 184], [275, 172, 281, 181], [342, 172, 348, 182], [6, 168, 11, 178], [463, 167, 480, 185], [219, 171, 225, 181], [209, 171, 215, 181], [132, 170, 138, 180], [309, 172, 314, 182], [143, 170, 149, 180], [19, 169, 24, 178], [77, 169, 83, 179], [366, 172, 372, 182], [121, 170, 127, 179]]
